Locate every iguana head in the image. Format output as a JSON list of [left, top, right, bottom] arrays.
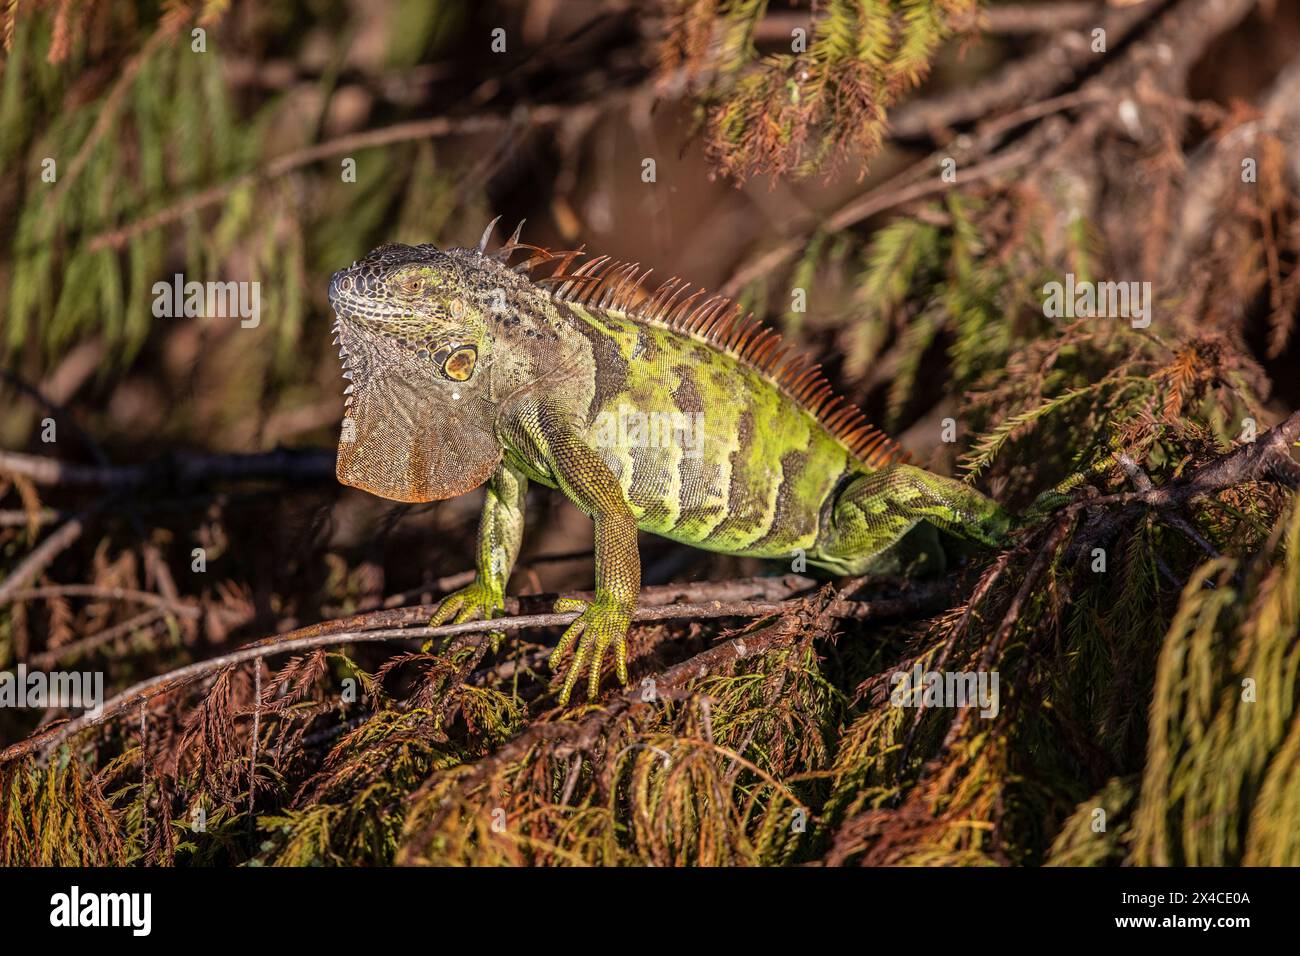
[[329, 243, 489, 381], [328, 242, 502, 502]]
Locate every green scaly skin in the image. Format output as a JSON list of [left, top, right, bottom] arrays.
[[328, 230, 1012, 704]]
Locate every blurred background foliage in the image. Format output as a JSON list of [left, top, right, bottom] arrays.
[[1, 0, 1300, 867]]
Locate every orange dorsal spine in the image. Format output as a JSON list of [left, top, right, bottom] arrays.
[[488, 229, 909, 470]]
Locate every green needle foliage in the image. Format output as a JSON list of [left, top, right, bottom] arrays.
[[662, 0, 978, 179]]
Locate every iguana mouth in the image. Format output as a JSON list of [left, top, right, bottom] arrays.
[[328, 269, 412, 325], [328, 266, 416, 408]]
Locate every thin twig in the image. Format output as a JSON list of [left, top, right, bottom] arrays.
[[29, 609, 170, 671], [0, 447, 334, 488], [887, 0, 1160, 139], [83, 81, 670, 254], [753, 2, 1109, 44], [7, 584, 199, 617], [1074, 411, 1300, 512], [0, 508, 65, 527], [1118, 452, 1221, 560], [721, 140, 1042, 296], [0, 505, 101, 606]]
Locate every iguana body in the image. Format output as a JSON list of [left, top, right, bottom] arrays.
[[328, 223, 1011, 703]]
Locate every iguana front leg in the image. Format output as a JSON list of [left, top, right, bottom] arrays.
[[429, 461, 528, 647], [514, 401, 640, 704]]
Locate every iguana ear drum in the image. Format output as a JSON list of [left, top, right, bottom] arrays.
[[439, 345, 477, 381], [445, 347, 476, 380]]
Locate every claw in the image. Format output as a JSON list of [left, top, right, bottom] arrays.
[[550, 594, 634, 705], [429, 580, 505, 650]]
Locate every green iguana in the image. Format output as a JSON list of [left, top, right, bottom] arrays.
[[328, 221, 1012, 704]]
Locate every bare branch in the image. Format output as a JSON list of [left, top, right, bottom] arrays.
[[887, 1, 1160, 140], [0, 507, 100, 606], [0, 448, 334, 488], [0, 579, 946, 764]]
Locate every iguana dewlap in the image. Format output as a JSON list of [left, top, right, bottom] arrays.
[[328, 221, 1010, 703]]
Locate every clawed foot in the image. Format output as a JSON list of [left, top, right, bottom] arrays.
[[431, 582, 635, 705], [548, 593, 633, 705], [429, 580, 506, 651]]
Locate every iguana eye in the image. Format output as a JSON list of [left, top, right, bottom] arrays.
[[442, 346, 477, 381], [400, 275, 425, 295]]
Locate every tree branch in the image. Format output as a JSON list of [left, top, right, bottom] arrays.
[[0, 505, 103, 606], [0, 577, 947, 764], [754, 2, 1112, 45], [0, 447, 335, 488], [887, 0, 1162, 140], [82, 76, 680, 254], [1078, 410, 1300, 514]]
